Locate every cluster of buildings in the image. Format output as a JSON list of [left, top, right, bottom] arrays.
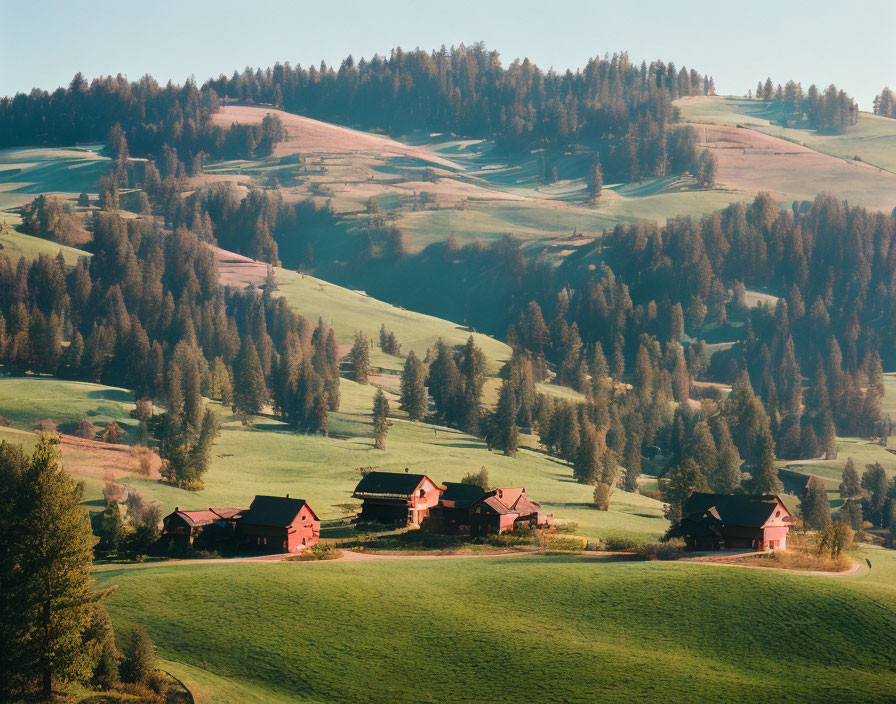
[[161, 470, 555, 553], [161, 470, 793, 556]]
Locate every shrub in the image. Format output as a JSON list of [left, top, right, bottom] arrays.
[[287, 545, 343, 561], [543, 536, 587, 552], [603, 535, 647, 552]]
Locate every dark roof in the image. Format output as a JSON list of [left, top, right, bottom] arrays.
[[239, 495, 314, 527], [171, 508, 244, 527], [473, 488, 541, 516], [683, 493, 788, 528], [440, 482, 486, 508], [353, 471, 431, 498]]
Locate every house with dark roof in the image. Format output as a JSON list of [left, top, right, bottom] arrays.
[[352, 471, 442, 526], [680, 492, 792, 551], [421, 482, 487, 534], [469, 487, 554, 537], [237, 495, 321, 553], [162, 507, 245, 547]]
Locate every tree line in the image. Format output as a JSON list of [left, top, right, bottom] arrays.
[[754, 78, 858, 133]]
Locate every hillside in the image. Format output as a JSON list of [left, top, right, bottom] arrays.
[[94, 552, 896, 704], [0, 376, 667, 542]]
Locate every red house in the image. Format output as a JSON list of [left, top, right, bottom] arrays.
[[681, 493, 792, 551], [353, 471, 442, 526], [469, 487, 554, 537], [422, 482, 487, 534], [237, 495, 321, 553], [161, 507, 244, 547]]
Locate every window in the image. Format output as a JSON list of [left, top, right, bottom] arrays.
[[775, 510, 781, 517]]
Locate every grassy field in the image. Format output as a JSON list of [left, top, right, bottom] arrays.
[[677, 96, 896, 174], [0, 145, 109, 211], [93, 551, 896, 704], [273, 268, 511, 373], [0, 376, 667, 541], [0, 227, 90, 264]]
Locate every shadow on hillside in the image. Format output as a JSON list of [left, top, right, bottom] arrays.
[[86, 388, 132, 403]]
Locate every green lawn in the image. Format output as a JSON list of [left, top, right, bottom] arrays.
[[0, 227, 90, 264], [273, 268, 510, 373], [94, 551, 896, 704]]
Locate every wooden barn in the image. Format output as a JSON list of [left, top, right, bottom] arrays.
[[353, 471, 442, 526], [236, 495, 321, 553], [680, 493, 792, 551], [422, 482, 486, 534], [469, 487, 554, 537], [161, 507, 244, 547]]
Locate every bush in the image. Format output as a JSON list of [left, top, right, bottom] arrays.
[[603, 535, 647, 552], [287, 545, 343, 561], [543, 536, 587, 552], [553, 521, 579, 534]]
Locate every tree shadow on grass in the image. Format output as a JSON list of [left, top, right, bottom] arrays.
[[86, 388, 132, 403]]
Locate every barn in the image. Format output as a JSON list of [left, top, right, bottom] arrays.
[[680, 492, 792, 551], [422, 482, 486, 534], [161, 507, 244, 547], [236, 495, 321, 553], [469, 487, 554, 537], [352, 471, 442, 526]]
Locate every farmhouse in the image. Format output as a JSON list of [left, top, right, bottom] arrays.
[[680, 493, 792, 551], [422, 482, 486, 534], [353, 471, 442, 526], [237, 495, 321, 553], [161, 507, 244, 547], [469, 487, 554, 537]]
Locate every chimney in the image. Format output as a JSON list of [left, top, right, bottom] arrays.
[[286, 493, 289, 498]]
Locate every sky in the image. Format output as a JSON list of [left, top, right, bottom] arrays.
[[1, 0, 894, 109]]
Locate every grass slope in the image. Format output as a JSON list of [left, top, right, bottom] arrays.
[[272, 268, 510, 372], [95, 553, 896, 704], [677, 96, 896, 175], [0, 145, 109, 211], [0, 376, 666, 541]]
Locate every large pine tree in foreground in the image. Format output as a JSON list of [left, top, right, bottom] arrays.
[[0, 437, 97, 697]]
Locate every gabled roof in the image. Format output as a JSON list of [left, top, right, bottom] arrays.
[[473, 487, 541, 516], [439, 482, 486, 508], [239, 495, 317, 527], [173, 507, 244, 527], [353, 471, 434, 498], [684, 493, 789, 529]]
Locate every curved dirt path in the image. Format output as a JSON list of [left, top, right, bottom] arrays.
[[686, 556, 865, 578]]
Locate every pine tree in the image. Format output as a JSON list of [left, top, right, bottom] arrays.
[[232, 337, 268, 417], [574, 422, 601, 484], [862, 462, 888, 526], [373, 389, 389, 450], [124, 626, 155, 686], [6, 436, 97, 696], [712, 418, 742, 493], [839, 457, 860, 500], [751, 428, 781, 493], [349, 331, 370, 384], [587, 156, 603, 201], [801, 475, 832, 530], [490, 380, 519, 457], [400, 351, 427, 421], [622, 430, 642, 492], [822, 417, 837, 459], [662, 458, 708, 526]]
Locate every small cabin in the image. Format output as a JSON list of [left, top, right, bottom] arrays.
[[680, 492, 792, 551], [469, 487, 554, 537], [237, 495, 321, 553], [422, 482, 487, 534], [352, 471, 442, 526], [161, 507, 244, 547]]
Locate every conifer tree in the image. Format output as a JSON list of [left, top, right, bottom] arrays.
[[587, 156, 603, 201], [751, 428, 781, 493], [801, 475, 832, 530], [232, 337, 268, 417], [622, 430, 642, 492], [400, 351, 427, 421], [662, 458, 708, 526], [349, 331, 370, 384], [839, 457, 860, 500], [490, 380, 519, 457], [712, 418, 742, 493], [4, 437, 97, 696], [373, 389, 389, 450]]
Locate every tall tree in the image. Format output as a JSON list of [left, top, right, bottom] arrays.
[[2, 437, 97, 697], [232, 337, 268, 417], [399, 351, 427, 421], [800, 475, 832, 530], [349, 330, 370, 385], [372, 389, 389, 450]]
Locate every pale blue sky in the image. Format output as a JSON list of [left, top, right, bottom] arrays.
[[1, 0, 894, 109]]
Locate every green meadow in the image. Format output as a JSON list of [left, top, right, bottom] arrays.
[[0, 145, 109, 210], [0, 376, 667, 542], [94, 550, 896, 704], [676, 95, 896, 174]]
